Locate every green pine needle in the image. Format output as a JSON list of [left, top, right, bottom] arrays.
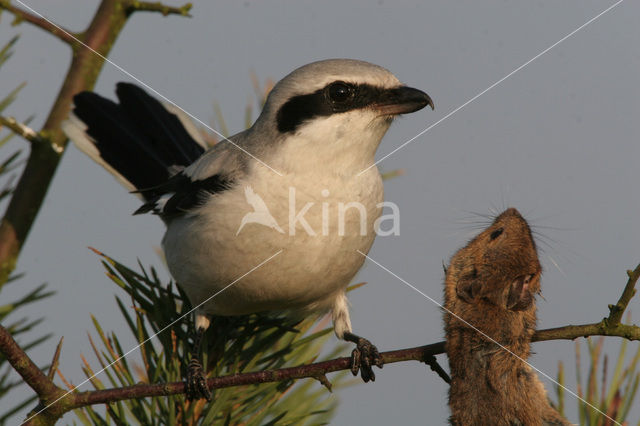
[[77, 251, 351, 424]]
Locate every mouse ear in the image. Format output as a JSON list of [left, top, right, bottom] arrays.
[[456, 278, 482, 303], [506, 275, 534, 311]]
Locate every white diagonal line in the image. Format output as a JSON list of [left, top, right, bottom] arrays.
[[22, 249, 283, 425], [356, 249, 619, 426], [14, 0, 283, 176], [359, 0, 624, 176]]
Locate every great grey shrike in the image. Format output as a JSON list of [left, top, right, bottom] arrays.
[[63, 58, 433, 400]]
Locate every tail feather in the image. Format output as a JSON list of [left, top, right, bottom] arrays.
[[63, 83, 206, 198], [161, 102, 207, 150], [114, 83, 205, 166]]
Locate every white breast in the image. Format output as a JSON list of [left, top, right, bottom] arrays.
[[164, 107, 392, 316], [162, 162, 383, 316]]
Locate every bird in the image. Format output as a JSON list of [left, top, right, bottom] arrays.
[[63, 58, 434, 400]]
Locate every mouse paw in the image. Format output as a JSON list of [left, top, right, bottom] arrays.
[[186, 357, 211, 401], [349, 336, 383, 383]]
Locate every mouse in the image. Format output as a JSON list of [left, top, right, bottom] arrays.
[[444, 207, 570, 426]]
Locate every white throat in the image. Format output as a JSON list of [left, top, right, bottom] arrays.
[[267, 111, 393, 175]]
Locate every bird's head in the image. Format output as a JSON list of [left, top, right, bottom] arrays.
[[250, 59, 434, 172]]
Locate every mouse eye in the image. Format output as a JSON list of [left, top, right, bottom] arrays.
[[490, 228, 504, 240], [327, 82, 354, 103]]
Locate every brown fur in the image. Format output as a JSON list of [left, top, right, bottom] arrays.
[[444, 208, 570, 426]]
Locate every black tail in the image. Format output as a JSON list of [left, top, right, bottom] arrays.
[[65, 83, 206, 195]]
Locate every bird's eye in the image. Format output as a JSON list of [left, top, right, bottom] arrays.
[[327, 82, 353, 103], [490, 228, 504, 240]]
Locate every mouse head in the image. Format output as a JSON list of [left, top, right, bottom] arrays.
[[451, 208, 541, 311]]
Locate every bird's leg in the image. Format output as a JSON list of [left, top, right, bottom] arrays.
[[186, 326, 211, 401], [343, 331, 383, 383]]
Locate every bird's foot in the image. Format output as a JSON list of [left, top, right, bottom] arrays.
[[186, 357, 211, 401], [344, 332, 383, 383]]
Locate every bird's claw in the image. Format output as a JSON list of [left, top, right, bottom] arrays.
[[186, 357, 211, 401], [349, 337, 383, 383]]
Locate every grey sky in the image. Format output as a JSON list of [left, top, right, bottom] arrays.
[[1, 0, 638, 424]]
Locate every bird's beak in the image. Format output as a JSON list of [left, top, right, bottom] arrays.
[[374, 86, 434, 116]]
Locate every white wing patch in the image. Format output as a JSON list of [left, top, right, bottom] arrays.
[[154, 192, 175, 213]]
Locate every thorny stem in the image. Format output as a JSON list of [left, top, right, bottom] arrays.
[[0, 116, 42, 144], [0, 0, 76, 44], [606, 263, 640, 326], [126, 1, 192, 16], [0, 325, 66, 425], [0, 0, 190, 286], [1, 264, 638, 422]]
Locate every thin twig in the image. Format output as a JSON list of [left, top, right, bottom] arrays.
[[0, 116, 43, 144], [534, 322, 640, 342], [2, 254, 637, 419], [607, 263, 640, 325], [125, 1, 192, 16], [423, 354, 451, 384], [0, 0, 191, 287], [5, 309, 640, 418], [314, 374, 332, 392], [69, 343, 444, 406], [0, 1, 76, 45], [0, 324, 63, 400], [66, 266, 640, 408], [65, 316, 640, 407]]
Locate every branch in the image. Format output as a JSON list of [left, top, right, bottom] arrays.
[[0, 0, 191, 43], [69, 342, 448, 407], [8, 320, 640, 419], [607, 263, 640, 325], [0, 325, 60, 398], [0, 325, 65, 425], [0, 1, 76, 45], [533, 322, 640, 342], [125, 1, 192, 16], [1, 263, 639, 422], [0, 116, 43, 144], [58, 318, 640, 407], [0, 0, 190, 285], [63, 261, 640, 407]]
